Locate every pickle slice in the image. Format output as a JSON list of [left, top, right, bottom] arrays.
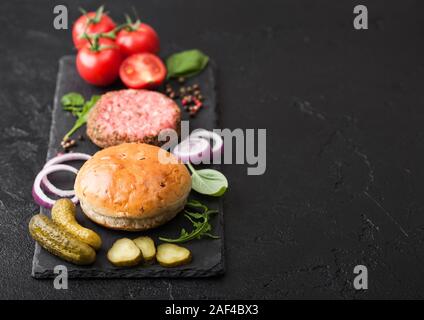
[[156, 243, 192, 267], [107, 238, 143, 267], [133, 236, 156, 261], [29, 214, 96, 265], [52, 198, 102, 250]]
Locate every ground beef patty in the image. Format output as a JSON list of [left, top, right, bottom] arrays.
[[87, 89, 181, 148]]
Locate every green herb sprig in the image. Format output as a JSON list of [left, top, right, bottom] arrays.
[[159, 200, 219, 243], [61, 92, 100, 141]]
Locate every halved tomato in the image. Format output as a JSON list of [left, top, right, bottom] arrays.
[[119, 53, 166, 89]]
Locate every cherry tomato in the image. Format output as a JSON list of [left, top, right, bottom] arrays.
[[119, 53, 166, 89], [72, 7, 116, 49], [76, 38, 122, 86], [116, 23, 160, 57]]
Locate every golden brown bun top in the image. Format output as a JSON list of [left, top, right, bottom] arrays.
[[74, 143, 191, 219]]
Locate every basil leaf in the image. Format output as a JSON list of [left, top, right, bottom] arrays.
[[61, 92, 85, 108], [166, 49, 209, 79], [191, 168, 228, 197]]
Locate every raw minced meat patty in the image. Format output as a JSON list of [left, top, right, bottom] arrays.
[[87, 89, 181, 148]]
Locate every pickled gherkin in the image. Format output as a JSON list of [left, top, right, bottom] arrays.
[[156, 243, 191, 267], [29, 214, 96, 265], [51, 198, 102, 250], [107, 238, 143, 267]]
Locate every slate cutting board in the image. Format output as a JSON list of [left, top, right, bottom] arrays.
[[32, 55, 224, 278]]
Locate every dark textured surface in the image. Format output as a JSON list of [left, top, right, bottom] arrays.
[[32, 56, 224, 278], [1, 0, 424, 299]]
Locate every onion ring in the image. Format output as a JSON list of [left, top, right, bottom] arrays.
[[172, 137, 211, 164], [42, 152, 91, 197], [189, 129, 223, 161], [33, 164, 79, 209]]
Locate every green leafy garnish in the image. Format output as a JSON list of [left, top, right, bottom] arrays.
[[187, 163, 228, 197], [166, 49, 209, 79], [61, 92, 84, 109], [159, 200, 219, 243], [61, 92, 100, 141]]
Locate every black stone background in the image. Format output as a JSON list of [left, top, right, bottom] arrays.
[[0, 0, 423, 299]]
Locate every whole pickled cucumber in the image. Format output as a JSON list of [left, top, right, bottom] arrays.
[[29, 214, 96, 265], [51, 198, 102, 250]]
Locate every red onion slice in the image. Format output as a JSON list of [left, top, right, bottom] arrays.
[[44, 152, 91, 167], [42, 152, 91, 197], [33, 164, 79, 209], [172, 137, 211, 164], [190, 129, 223, 160]]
